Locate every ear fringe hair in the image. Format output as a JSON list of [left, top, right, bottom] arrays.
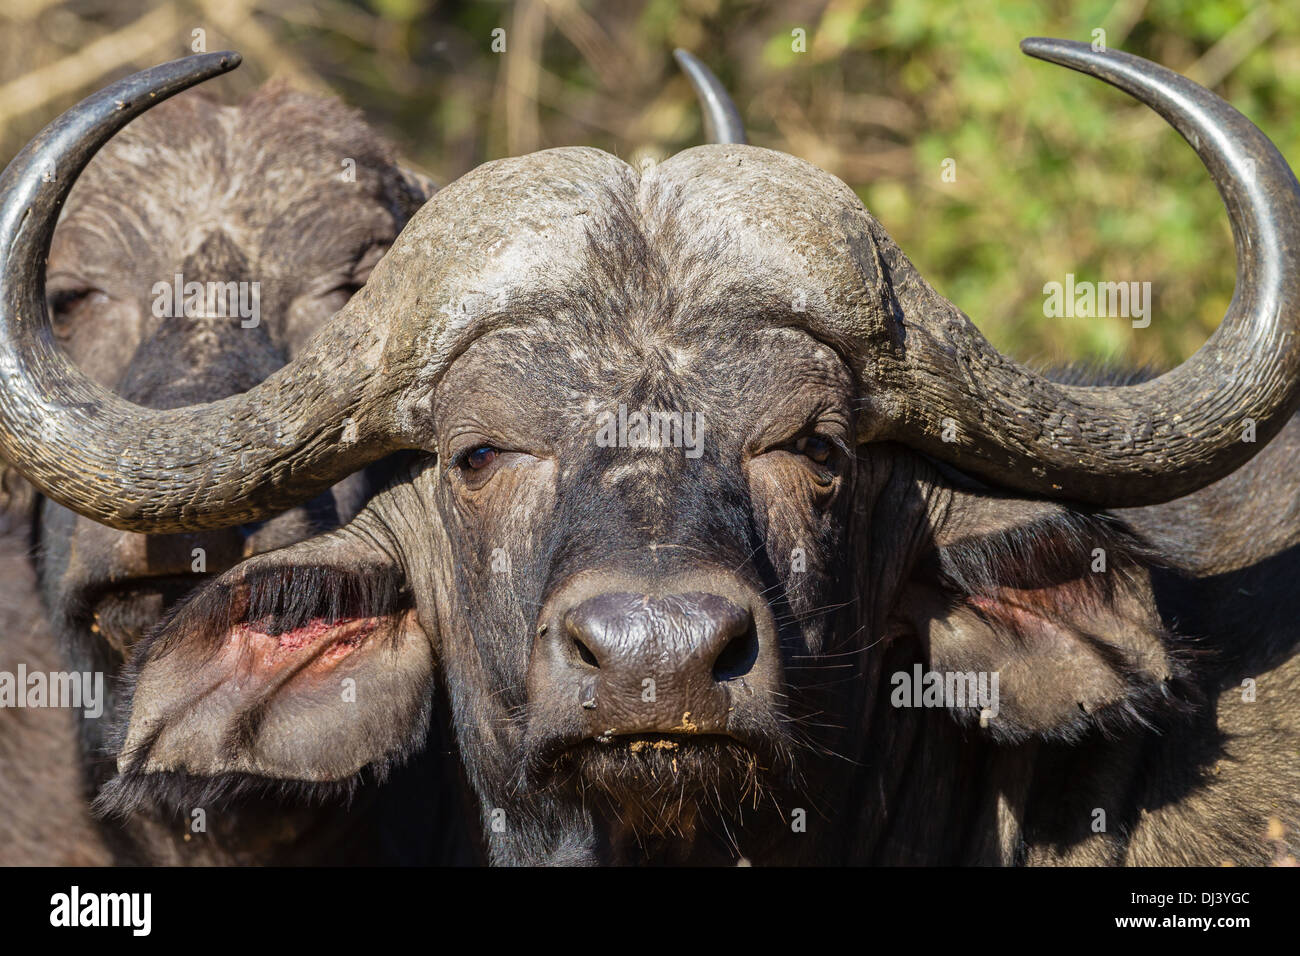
[[141, 561, 411, 665]]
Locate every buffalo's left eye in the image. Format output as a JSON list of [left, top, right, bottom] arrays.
[[47, 287, 105, 340], [792, 435, 834, 465], [464, 446, 498, 470]]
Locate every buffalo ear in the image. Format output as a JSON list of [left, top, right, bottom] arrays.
[[895, 495, 1185, 743], [97, 537, 434, 814]]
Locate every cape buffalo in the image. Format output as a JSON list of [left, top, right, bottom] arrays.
[[0, 72, 457, 864], [1, 40, 1297, 866]]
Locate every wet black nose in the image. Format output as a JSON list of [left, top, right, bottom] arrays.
[[558, 591, 760, 735]]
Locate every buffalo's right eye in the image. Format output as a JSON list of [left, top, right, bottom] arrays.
[[447, 443, 513, 488], [464, 446, 498, 470], [793, 435, 835, 465]]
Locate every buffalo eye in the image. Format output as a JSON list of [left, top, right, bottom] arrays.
[[48, 287, 104, 339], [463, 446, 498, 470], [792, 435, 835, 465]]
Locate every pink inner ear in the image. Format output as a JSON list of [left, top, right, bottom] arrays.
[[968, 586, 1082, 637], [229, 616, 385, 671], [971, 592, 1046, 622]]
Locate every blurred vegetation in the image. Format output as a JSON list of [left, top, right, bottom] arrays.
[[2, 0, 1298, 367]]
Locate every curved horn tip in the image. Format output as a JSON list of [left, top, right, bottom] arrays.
[[1019, 36, 1110, 69], [174, 49, 243, 79], [672, 48, 701, 69], [673, 47, 747, 145], [144, 50, 243, 91], [1019, 36, 1077, 55], [150, 49, 243, 78]]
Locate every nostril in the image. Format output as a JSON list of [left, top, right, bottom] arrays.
[[712, 624, 759, 682], [572, 636, 599, 668], [562, 604, 605, 668]]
